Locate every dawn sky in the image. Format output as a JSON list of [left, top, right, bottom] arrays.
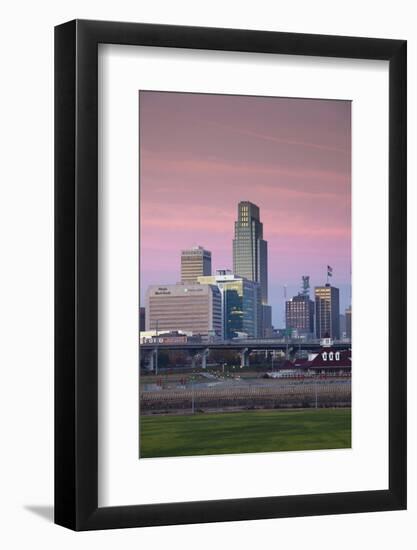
[[140, 91, 351, 326]]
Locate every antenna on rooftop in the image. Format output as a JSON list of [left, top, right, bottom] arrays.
[[301, 275, 310, 297]]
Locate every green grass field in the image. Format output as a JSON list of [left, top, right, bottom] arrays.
[[140, 408, 351, 458]]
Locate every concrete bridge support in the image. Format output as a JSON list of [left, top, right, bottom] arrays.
[[191, 352, 200, 369], [288, 346, 296, 359], [201, 348, 209, 369], [240, 348, 250, 368], [148, 350, 154, 371], [146, 349, 157, 372]]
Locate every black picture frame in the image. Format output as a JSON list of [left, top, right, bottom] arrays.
[[55, 19, 407, 531]]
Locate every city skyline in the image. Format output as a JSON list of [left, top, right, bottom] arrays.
[[140, 91, 351, 326]]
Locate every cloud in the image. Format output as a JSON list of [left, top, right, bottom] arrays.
[[140, 149, 350, 190], [207, 120, 348, 154]]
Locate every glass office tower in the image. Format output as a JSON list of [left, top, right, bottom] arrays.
[[233, 201, 268, 305], [315, 284, 340, 339], [198, 271, 262, 339]]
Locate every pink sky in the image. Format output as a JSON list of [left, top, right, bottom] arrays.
[[140, 92, 351, 326]]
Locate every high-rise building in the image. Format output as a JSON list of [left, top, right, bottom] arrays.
[[345, 306, 352, 340], [339, 314, 346, 337], [315, 284, 340, 339], [139, 307, 146, 331], [233, 202, 268, 305], [145, 283, 221, 337], [198, 270, 262, 339], [261, 304, 273, 338], [286, 294, 315, 336], [181, 246, 211, 284]]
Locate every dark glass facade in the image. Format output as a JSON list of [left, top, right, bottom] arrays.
[[198, 274, 262, 339], [139, 307, 146, 331], [345, 306, 352, 339], [315, 284, 340, 339]]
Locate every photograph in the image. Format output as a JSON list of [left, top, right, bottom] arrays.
[[139, 90, 352, 459], [0, 0, 409, 539]]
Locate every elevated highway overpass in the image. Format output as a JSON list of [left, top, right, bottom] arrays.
[[140, 339, 351, 370]]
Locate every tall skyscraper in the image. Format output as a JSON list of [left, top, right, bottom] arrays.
[[198, 270, 262, 339], [181, 246, 211, 284], [286, 294, 315, 336], [315, 284, 340, 339], [233, 201, 268, 304]]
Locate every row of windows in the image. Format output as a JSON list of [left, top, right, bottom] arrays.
[[321, 352, 341, 361]]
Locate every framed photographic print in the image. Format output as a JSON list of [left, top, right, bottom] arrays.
[[55, 20, 406, 530]]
